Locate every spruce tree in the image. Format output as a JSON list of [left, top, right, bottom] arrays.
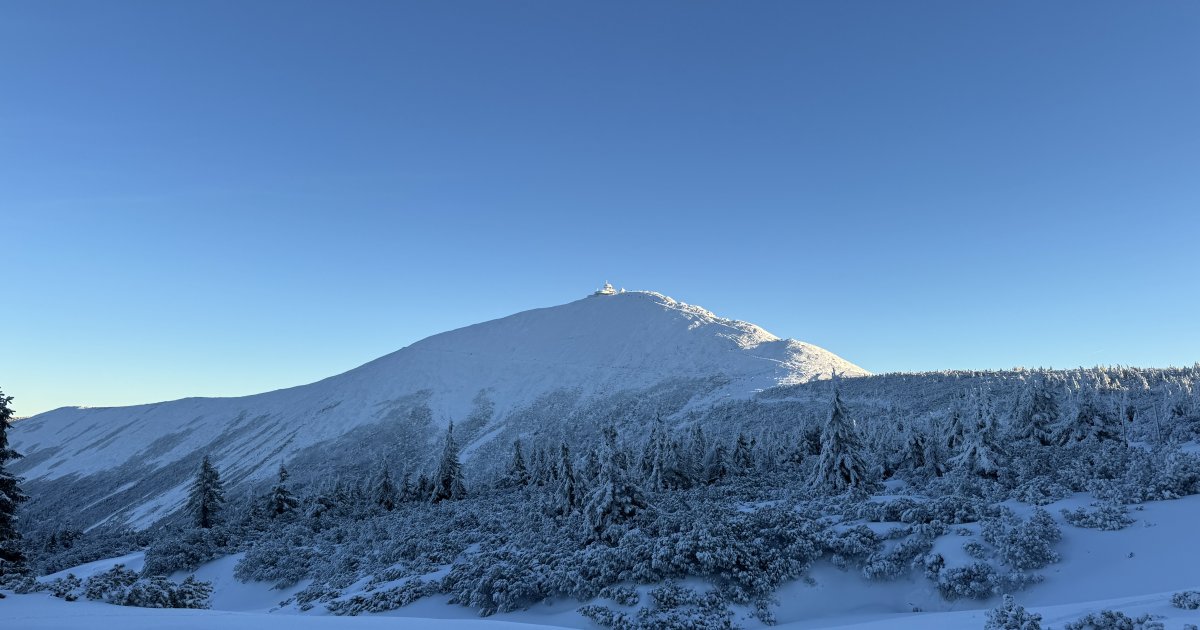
[[431, 422, 466, 503], [1015, 378, 1059, 446], [583, 426, 646, 542], [732, 432, 755, 472], [552, 442, 579, 516], [373, 466, 397, 511], [0, 389, 29, 576], [502, 440, 530, 488], [186, 455, 225, 529], [398, 470, 414, 502], [268, 464, 299, 518], [416, 473, 433, 499], [951, 388, 1005, 479], [704, 441, 729, 484], [688, 424, 707, 485], [1061, 385, 1122, 444], [813, 382, 868, 494], [642, 417, 681, 491]]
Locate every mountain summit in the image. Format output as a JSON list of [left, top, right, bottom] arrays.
[[11, 289, 865, 528]]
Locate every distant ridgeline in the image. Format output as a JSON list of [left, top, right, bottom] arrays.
[[11, 363, 1200, 623]]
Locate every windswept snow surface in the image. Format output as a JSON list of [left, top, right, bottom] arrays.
[[10, 290, 866, 529]]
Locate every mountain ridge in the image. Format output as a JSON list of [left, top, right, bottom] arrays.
[[10, 289, 866, 529]]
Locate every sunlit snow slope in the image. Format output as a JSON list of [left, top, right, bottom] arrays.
[[10, 290, 866, 529]]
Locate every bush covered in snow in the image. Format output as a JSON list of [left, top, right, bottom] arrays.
[[599, 584, 640, 607], [580, 582, 735, 630], [1064, 609, 1164, 630], [981, 508, 1062, 570], [1172, 590, 1200, 610], [985, 594, 1042, 630], [936, 562, 998, 600], [40, 565, 213, 609], [142, 526, 233, 575], [1061, 503, 1135, 531], [83, 564, 139, 603], [326, 578, 434, 615], [48, 573, 81, 600]]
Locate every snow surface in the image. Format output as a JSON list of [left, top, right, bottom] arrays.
[[9, 290, 866, 528]]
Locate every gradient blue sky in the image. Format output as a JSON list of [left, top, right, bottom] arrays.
[[3, 1, 1198, 416]]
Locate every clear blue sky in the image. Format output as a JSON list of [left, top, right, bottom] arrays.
[[3, 1, 1198, 416]]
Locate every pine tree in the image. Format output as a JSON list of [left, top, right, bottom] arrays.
[[186, 455, 225, 529], [0, 388, 29, 576], [583, 426, 646, 543], [268, 464, 299, 518], [373, 465, 397, 511], [502, 440, 530, 488], [812, 382, 868, 494], [431, 422, 466, 503]]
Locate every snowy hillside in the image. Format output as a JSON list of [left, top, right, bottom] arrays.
[[9, 290, 866, 529]]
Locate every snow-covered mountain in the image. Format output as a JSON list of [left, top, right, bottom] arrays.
[[10, 289, 866, 529]]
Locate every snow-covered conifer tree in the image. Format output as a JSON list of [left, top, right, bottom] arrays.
[[552, 442, 579, 516], [688, 424, 707, 484], [1060, 384, 1123, 445], [704, 441, 729, 484], [583, 426, 646, 542], [416, 473, 433, 499], [0, 388, 29, 576], [951, 388, 1005, 478], [398, 470, 414, 502], [502, 440, 530, 488], [431, 422, 467, 503], [946, 393, 968, 452], [186, 455, 225, 529], [268, 464, 299, 518], [812, 380, 868, 494], [642, 417, 680, 491], [1014, 377, 1059, 446], [373, 465, 397, 511], [732, 432, 755, 472]]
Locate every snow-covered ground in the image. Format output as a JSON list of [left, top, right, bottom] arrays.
[[7, 493, 1200, 629], [6, 587, 1200, 629]]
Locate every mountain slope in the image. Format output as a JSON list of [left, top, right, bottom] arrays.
[[10, 290, 866, 529]]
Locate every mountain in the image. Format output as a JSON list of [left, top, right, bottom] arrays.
[[9, 289, 867, 530]]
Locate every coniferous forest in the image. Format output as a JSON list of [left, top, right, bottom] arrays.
[[5, 366, 1200, 627]]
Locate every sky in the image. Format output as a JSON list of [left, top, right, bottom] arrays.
[[2, 1, 1198, 417]]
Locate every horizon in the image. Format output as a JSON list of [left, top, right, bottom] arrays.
[[5, 1, 1199, 416], [9, 285, 1197, 419]]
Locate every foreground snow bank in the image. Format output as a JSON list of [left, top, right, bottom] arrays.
[[0, 593, 573, 630], [7, 588, 1200, 630]]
